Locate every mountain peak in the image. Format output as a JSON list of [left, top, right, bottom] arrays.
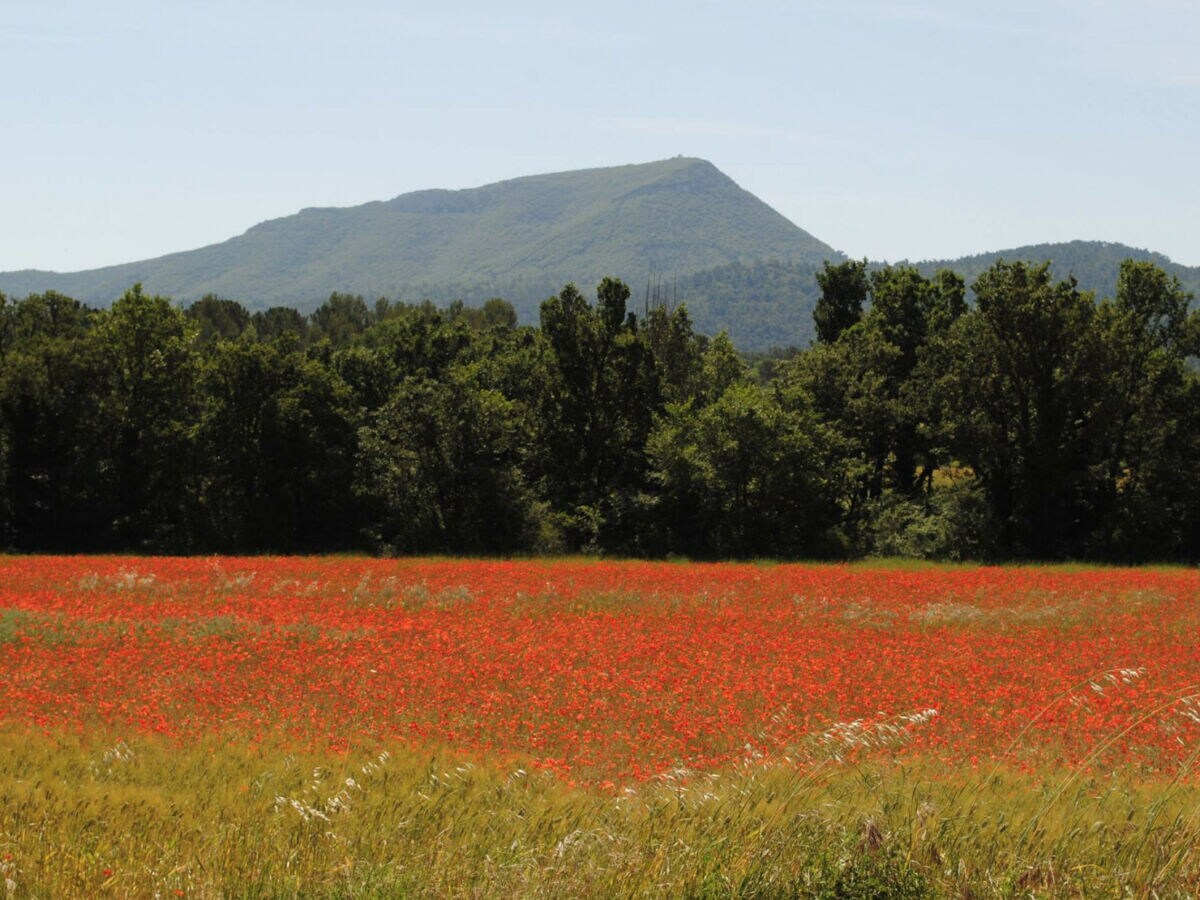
[[0, 158, 836, 316]]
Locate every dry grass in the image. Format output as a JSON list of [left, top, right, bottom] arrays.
[[3, 729, 1200, 898]]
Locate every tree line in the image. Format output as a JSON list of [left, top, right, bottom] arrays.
[[0, 256, 1196, 561]]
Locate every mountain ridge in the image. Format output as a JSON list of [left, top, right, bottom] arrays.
[[1, 161, 1196, 350], [684, 241, 1200, 350], [905, 239, 1196, 289], [0, 158, 837, 318]]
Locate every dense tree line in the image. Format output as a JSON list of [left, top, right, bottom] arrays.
[[0, 257, 1196, 561]]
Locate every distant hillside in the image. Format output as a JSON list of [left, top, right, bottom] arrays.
[[669, 259, 823, 350], [665, 242, 1200, 351], [909, 240, 1200, 301], [0, 158, 838, 322], [3, 163, 1196, 352]]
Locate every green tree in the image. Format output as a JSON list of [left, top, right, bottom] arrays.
[[931, 261, 1100, 557], [1084, 261, 1200, 559], [309, 292, 374, 346], [1, 291, 94, 359], [644, 303, 705, 404], [0, 292, 9, 363], [355, 372, 533, 553], [788, 265, 965, 549], [90, 285, 200, 549], [356, 302, 472, 380], [813, 259, 868, 344], [186, 295, 252, 344], [0, 329, 109, 549], [251, 306, 308, 342], [788, 324, 898, 513], [698, 332, 749, 402], [195, 339, 359, 551], [534, 279, 659, 550], [647, 382, 844, 558]]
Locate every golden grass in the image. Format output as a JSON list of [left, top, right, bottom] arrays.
[[3, 729, 1200, 898]]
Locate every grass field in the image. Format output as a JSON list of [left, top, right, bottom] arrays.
[[3, 557, 1200, 896]]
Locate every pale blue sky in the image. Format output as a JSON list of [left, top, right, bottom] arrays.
[[3, 0, 1197, 272]]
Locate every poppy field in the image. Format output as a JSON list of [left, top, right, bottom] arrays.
[[4, 556, 1200, 896]]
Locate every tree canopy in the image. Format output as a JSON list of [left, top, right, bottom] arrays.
[[0, 259, 1195, 561]]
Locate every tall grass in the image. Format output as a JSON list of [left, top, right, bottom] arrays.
[[2, 728, 1199, 897]]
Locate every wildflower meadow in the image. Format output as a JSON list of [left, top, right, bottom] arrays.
[[3, 557, 1200, 896]]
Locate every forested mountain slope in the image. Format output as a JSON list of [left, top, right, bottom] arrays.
[[3, 161, 1195, 351], [669, 243, 1200, 350], [0, 158, 837, 323], [911, 241, 1200, 302]]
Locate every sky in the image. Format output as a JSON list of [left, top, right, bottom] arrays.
[[2, 0, 1197, 272]]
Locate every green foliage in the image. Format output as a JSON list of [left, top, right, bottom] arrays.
[[700, 332, 750, 402], [1083, 262, 1200, 559], [786, 264, 967, 553], [912, 239, 1200, 305], [250, 306, 307, 341], [864, 476, 998, 561], [669, 258, 827, 351], [814, 259, 868, 344], [0, 255, 1198, 561], [932, 263, 1102, 556], [647, 383, 846, 558], [644, 304, 707, 404], [807, 850, 931, 900], [186, 294, 251, 344], [354, 373, 534, 554], [309, 292, 373, 345], [91, 285, 200, 548], [534, 279, 660, 551], [193, 339, 359, 551]]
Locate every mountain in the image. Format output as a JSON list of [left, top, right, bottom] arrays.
[[909, 240, 1200, 302], [658, 242, 1200, 351], [668, 259, 825, 350], [0, 158, 838, 325], [2, 160, 1197, 351]]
